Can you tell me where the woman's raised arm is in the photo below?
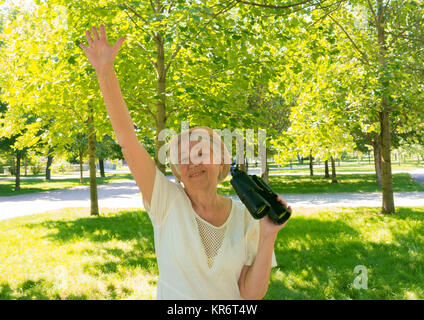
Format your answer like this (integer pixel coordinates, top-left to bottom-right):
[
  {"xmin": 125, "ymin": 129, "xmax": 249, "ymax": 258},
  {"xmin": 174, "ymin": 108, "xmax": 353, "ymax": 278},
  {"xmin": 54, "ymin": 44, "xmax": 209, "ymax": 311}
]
[{"xmin": 79, "ymin": 25, "xmax": 156, "ymax": 206}]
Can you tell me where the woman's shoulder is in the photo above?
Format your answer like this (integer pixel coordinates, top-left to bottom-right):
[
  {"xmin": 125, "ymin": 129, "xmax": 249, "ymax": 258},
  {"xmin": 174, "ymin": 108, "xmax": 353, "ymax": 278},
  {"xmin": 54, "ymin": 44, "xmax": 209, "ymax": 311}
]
[
  {"xmin": 231, "ymin": 199, "xmax": 245, "ymax": 213},
  {"xmin": 231, "ymin": 199, "xmax": 256, "ymax": 228},
  {"xmin": 155, "ymin": 167, "xmax": 186, "ymax": 195},
  {"xmin": 145, "ymin": 167, "xmax": 186, "ymax": 215}
]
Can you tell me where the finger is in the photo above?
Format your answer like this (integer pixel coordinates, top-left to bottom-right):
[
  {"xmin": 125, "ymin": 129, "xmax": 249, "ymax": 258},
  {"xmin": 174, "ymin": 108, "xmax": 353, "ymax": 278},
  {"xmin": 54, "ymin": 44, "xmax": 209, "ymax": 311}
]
[
  {"xmin": 112, "ymin": 37, "xmax": 126, "ymax": 52},
  {"xmin": 92, "ymin": 26, "xmax": 100, "ymax": 41},
  {"xmin": 79, "ymin": 43, "xmax": 88, "ymax": 52},
  {"xmin": 85, "ymin": 30, "xmax": 94, "ymax": 45},
  {"xmin": 276, "ymin": 195, "xmax": 288, "ymax": 207},
  {"xmin": 99, "ymin": 24, "xmax": 107, "ymax": 41}
]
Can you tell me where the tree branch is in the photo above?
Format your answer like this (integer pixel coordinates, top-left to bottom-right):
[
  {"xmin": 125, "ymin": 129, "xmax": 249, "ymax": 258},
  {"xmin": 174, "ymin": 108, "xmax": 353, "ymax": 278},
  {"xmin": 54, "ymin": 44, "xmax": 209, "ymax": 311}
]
[
  {"xmin": 383, "ymin": 0, "xmax": 391, "ymax": 14},
  {"xmin": 150, "ymin": 0, "xmax": 156, "ymax": 12},
  {"xmin": 122, "ymin": 6, "xmax": 154, "ymax": 38},
  {"xmin": 165, "ymin": 45, "xmax": 181, "ymax": 73},
  {"xmin": 387, "ymin": 18, "xmax": 424, "ymax": 46},
  {"xmin": 310, "ymin": 0, "xmax": 344, "ymax": 27},
  {"xmin": 365, "ymin": 0, "xmax": 379, "ymax": 27},
  {"xmin": 164, "ymin": 0, "xmax": 239, "ymax": 74},
  {"xmin": 322, "ymin": 5, "xmax": 371, "ymax": 66},
  {"xmin": 126, "ymin": 91, "xmax": 155, "ymax": 119},
  {"xmin": 136, "ymin": 42, "xmax": 158, "ymax": 69},
  {"xmin": 235, "ymin": 0, "xmax": 315, "ymax": 10}
]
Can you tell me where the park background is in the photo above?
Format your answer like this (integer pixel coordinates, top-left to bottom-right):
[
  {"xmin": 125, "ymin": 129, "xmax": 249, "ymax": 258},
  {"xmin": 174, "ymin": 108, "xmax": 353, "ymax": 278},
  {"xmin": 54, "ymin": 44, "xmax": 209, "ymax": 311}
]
[{"xmin": 0, "ymin": 0, "xmax": 423, "ymax": 299}]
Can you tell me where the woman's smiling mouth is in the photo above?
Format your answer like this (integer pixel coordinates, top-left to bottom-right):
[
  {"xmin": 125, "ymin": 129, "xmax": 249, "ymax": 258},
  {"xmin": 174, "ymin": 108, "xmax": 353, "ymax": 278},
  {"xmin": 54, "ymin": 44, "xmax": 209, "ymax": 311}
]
[{"xmin": 189, "ymin": 170, "xmax": 205, "ymax": 178}]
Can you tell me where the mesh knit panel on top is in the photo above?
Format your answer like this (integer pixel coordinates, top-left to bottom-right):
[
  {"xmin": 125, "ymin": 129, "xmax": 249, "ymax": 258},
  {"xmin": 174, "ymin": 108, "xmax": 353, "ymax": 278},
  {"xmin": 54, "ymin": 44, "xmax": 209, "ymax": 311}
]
[{"xmin": 195, "ymin": 216, "xmax": 227, "ymax": 268}]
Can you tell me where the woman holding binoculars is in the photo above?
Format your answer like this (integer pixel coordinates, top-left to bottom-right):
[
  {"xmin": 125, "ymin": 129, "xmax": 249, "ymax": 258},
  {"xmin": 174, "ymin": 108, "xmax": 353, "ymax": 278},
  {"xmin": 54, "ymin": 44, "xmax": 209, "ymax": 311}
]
[{"xmin": 79, "ymin": 25, "xmax": 291, "ymax": 300}]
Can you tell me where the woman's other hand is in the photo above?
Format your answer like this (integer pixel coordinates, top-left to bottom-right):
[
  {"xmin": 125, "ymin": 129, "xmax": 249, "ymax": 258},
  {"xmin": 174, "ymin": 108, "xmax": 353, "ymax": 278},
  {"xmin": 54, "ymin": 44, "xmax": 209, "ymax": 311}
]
[{"xmin": 79, "ymin": 25, "xmax": 126, "ymax": 73}]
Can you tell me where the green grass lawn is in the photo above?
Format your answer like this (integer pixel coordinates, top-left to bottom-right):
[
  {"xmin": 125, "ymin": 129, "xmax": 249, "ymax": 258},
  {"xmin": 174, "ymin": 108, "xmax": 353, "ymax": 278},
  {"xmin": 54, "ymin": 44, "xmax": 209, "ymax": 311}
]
[
  {"xmin": 270, "ymin": 206, "xmax": 424, "ymax": 299},
  {"xmin": 270, "ymin": 162, "xmax": 423, "ymax": 174},
  {"xmin": 0, "ymin": 206, "xmax": 423, "ymax": 299},
  {"xmin": 218, "ymin": 173, "xmax": 424, "ymax": 195},
  {"xmin": 0, "ymin": 208, "xmax": 157, "ymax": 300},
  {"xmin": 2, "ymin": 170, "xmax": 423, "ymax": 197},
  {"xmin": 0, "ymin": 174, "xmax": 134, "ymax": 197}
]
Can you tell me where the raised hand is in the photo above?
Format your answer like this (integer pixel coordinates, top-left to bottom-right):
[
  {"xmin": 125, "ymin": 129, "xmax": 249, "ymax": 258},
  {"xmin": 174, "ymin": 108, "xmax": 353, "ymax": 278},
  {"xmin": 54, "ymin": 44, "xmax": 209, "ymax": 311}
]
[{"xmin": 79, "ymin": 25, "xmax": 126, "ymax": 73}]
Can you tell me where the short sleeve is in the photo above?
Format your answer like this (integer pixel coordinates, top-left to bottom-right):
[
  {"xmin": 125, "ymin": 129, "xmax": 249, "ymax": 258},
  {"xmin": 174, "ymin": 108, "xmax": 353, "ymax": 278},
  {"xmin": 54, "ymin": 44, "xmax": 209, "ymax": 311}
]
[
  {"xmin": 245, "ymin": 218, "xmax": 277, "ymax": 268},
  {"xmin": 142, "ymin": 166, "xmax": 181, "ymax": 226}
]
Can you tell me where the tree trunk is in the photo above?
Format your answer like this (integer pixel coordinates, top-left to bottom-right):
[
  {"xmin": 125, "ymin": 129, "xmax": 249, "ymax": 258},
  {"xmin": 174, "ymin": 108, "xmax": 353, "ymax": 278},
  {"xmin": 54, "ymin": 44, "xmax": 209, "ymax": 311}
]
[
  {"xmin": 380, "ymin": 109, "xmax": 395, "ymax": 213},
  {"xmin": 88, "ymin": 105, "xmax": 99, "ymax": 216},
  {"xmin": 377, "ymin": 0, "xmax": 395, "ymax": 214},
  {"xmin": 154, "ymin": 31, "xmax": 167, "ymax": 175},
  {"xmin": 372, "ymin": 137, "xmax": 382, "ymax": 186},
  {"xmin": 79, "ymin": 149, "xmax": 83, "ymax": 184},
  {"xmin": 46, "ymin": 153, "xmax": 54, "ymax": 180},
  {"xmin": 239, "ymin": 163, "xmax": 246, "ymax": 172},
  {"xmin": 24, "ymin": 157, "xmax": 28, "ymax": 176},
  {"xmin": 309, "ymin": 151, "xmax": 314, "ymax": 176},
  {"xmin": 331, "ymin": 156, "xmax": 337, "ymax": 184},
  {"xmin": 15, "ymin": 151, "xmax": 21, "ymax": 191},
  {"xmin": 99, "ymin": 158, "xmax": 105, "ymax": 178},
  {"xmin": 324, "ymin": 159, "xmax": 330, "ymax": 178},
  {"xmin": 261, "ymin": 160, "xmax": 269, "ymax": 184}
]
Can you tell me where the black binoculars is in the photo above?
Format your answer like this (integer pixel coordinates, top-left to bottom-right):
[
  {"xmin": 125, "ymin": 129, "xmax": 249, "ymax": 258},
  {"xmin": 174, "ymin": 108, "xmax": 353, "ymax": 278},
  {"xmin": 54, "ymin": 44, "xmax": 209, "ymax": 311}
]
[{"xmin": 230, "ymin": 167, "xmax": 291, "ymax": 225}]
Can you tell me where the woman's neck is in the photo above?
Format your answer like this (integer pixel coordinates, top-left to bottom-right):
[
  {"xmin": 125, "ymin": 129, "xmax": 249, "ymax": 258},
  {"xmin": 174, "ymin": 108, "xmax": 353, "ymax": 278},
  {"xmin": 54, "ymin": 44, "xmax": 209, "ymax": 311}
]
[
  {"xmin": 184, "ymin": 186, "xmax": 232, "ymax": 227},
  {"xmin": 184, "ymin": 185, "xmax": 221, "ymax": 212}
]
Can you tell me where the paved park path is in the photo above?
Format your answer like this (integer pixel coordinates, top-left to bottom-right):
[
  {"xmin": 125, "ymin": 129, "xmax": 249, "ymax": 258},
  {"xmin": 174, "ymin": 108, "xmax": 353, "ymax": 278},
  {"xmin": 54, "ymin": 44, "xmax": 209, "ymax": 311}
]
[
  {"xmin": 1, "ymin": 169, "xmax": 423, "ymax": 221},
  {"xmin": 411, "ymin": 168, "xmax": 424, "ymax": 187}
]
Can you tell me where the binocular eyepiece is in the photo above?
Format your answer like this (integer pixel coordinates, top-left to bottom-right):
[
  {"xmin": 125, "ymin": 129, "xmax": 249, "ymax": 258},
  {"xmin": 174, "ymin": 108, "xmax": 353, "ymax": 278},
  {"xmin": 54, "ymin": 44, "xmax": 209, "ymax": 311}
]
[{"xmin": 230, "ymin": 167, "xmax": 291, "ymax": 225}]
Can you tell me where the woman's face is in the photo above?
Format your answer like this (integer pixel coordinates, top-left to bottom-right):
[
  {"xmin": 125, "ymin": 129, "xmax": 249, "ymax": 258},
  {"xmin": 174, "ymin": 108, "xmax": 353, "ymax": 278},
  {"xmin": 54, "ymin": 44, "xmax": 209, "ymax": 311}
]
[{"xmin": 177, "ymin": 139, "xmax": 223, "ymax": 189}]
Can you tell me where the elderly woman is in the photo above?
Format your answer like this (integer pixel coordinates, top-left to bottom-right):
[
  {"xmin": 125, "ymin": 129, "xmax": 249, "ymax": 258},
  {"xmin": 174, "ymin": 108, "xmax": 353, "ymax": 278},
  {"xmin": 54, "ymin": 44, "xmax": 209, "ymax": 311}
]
[{"xmin": 80, "ymin": 25, "xmax": 291, "ymax": 300}]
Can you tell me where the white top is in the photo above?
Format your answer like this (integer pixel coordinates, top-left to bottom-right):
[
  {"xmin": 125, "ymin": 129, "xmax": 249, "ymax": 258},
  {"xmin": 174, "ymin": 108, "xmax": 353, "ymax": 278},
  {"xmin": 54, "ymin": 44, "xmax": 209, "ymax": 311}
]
[{"xmin": 142, "ymin": 167, "xmax": 277, "ymax": 300}]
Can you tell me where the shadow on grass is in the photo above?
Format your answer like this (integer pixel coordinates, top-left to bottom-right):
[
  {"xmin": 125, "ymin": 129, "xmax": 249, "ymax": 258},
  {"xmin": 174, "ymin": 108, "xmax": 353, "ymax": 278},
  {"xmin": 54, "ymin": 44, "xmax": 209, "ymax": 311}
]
[
  {"xmin": 82, "ymin": 243, "xmax": 158, "ymax": 277},
  {"xmin": 20, "ymin": 210, "xmax": 158, "ymax": 295},
  {"xmin": 0, "ymin": 280, "xmax": 88, "ymax": 300},
  {"xmin": 24, "ymin": 210, "xmax": 153, "ymax": 243},
  {"xmin": 267, "ymin": 209, "xmax": 424, "ymax": 299}
]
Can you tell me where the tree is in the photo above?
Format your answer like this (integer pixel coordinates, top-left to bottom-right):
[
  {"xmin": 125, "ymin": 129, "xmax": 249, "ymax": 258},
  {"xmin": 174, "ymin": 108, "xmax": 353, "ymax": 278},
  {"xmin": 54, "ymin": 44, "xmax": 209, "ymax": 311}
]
[
  {"xmin": 240, "ymin": 0, "xmax": 424, "ymax": 213},
  {"xmin": 0, "ymin": 1, "xmax": 125, "ymax": 214},
  {"xmin": 323, "ymin": 0, "xmax": 424, "ymax": 213},
  {"xmin": 87, "ymin": 103, "xmax": 98, "ymax": 216},
  {"xmin": 96, "ymin": 134, "xmax": 123, "ymax": 177}
]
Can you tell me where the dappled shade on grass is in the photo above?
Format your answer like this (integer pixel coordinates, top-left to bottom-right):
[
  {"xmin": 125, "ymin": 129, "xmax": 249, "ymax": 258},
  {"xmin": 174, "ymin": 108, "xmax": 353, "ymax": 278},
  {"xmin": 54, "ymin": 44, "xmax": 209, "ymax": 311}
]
[
  {"xmin": 0, "ymin": 206, "xmax": 423, "ymax": 299},
  {"xmin": 0, "ymin": 208, "xmax": 157, "ymax": 299},
  {"xmin": 24, "ymin": 211, "xmax": 158, "ymax": 277},
  {"xmin": 267, "ymin": 207, "xmax": 424, "ymax": 299}
]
